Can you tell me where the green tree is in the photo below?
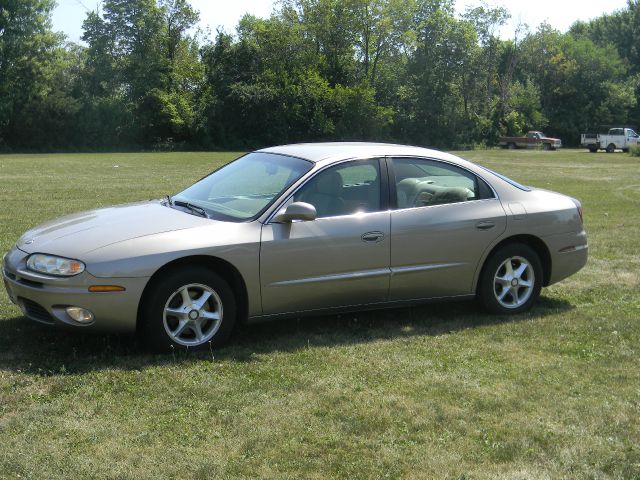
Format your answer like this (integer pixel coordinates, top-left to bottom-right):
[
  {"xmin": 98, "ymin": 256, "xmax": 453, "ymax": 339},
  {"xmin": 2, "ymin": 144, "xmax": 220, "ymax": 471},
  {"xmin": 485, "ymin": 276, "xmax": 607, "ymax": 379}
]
[
  {"xmin": 570, "ymin": 1, "xmax": 640, "ymax": 127},
  {"xmin": 517, "ymin": 24, "xmax": 634, "ymax": 144},
  {"xmin": 281, "ymin": 0, "xmax": 360, "ymax": 86},
  {"xmin": 502, "ymin": 79, "xmax": 547, "ymax": 135},
  {"xmin": 81, "ymin": 0, "xmax": 202, "ymax": 147},
  {"xmin": 394, "ymin": 0, "xmax": 477, "ymax": 146},
  {"xmin": 349, "ymin": 0, "xmax": 415, "ymax": 86},
  {"xmin": 0, "ymin": 0, "xmax": 62, "ymax": 148}
]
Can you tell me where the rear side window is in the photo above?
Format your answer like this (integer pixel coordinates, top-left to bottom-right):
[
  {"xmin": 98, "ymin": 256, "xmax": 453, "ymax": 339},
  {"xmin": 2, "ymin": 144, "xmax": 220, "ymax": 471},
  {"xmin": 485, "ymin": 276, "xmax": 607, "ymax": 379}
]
[{"xmin": 391, "ymin": 157, "xmax": 494, "ymax": 209}]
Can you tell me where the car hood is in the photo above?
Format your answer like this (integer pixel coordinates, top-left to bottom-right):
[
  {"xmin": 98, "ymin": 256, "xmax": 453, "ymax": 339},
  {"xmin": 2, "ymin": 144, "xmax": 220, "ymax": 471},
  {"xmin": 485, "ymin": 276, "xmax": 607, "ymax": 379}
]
[{"xmin": 16, "ymin": 201, "xmax": 212, "ymax": 258}]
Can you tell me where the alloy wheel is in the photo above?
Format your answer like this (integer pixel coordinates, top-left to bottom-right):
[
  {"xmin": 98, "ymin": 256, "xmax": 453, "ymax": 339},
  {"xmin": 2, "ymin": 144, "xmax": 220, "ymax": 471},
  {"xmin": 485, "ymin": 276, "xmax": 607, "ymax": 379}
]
[
  {"xmin": 493, "ymin": 256, "xmax": 535, "ymax": 309},
  {"xmin": 163, "ymin": 283, "xmax": 223, "ymax": 347}
]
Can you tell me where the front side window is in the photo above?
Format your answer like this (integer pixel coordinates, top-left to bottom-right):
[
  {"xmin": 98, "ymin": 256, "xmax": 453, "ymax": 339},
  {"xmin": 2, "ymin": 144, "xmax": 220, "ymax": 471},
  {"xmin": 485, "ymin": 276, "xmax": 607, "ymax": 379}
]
[
  {"xmin": 392, "ymin": 157, "xmax": 493, "ymax": 209},
  {"xmin": 174, "ymin": 152, "xmax": 312, "ymax": 221},
  {"xmin": 293, "ymin": 159, "xmax": 381, "ymax": 218}
]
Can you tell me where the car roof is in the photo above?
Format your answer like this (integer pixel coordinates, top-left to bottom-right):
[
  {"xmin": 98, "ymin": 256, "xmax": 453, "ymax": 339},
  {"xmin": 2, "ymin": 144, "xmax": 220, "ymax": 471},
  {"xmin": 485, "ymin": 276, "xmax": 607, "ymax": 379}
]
[{"xmin": 256, "ymin": 142, "xmax": 464, "ymax": 164}]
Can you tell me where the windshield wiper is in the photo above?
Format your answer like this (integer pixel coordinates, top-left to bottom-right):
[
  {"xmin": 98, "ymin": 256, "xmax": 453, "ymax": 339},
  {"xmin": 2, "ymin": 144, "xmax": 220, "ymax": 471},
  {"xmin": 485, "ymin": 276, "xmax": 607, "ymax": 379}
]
[{"xmin": 172, "ymin": 200, "xmax": 211, "ymax": 219}]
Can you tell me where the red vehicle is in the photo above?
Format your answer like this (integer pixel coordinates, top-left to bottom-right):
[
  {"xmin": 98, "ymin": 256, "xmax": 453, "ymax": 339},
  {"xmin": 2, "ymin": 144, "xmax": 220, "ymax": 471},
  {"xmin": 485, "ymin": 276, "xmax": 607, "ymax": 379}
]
[{"xmin": 498, "ymin": 131, "xmax": 562, "ymax": 150}]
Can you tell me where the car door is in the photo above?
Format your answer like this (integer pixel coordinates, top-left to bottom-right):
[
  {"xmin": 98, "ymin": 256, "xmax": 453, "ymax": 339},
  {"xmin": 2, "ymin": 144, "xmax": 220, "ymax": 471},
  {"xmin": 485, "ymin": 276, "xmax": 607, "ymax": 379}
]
[
  {"xmin": 260, "ymin": 158, "xmax": 391, "ymax": 315},
  {"xmin": 389, "ymin": 156, "xmax": 507, "ymax": 301}
]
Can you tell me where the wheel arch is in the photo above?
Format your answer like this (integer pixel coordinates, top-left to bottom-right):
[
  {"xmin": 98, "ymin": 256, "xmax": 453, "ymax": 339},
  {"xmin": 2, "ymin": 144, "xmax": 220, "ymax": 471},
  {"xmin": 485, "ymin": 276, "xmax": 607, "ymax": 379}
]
[
  {"xmin": 136, "ymin": 255, "xmax": 249, "ymax": 332},
  {"xmin": 476, "ymin": 234, "xmax": 552, "ymax": 292}
]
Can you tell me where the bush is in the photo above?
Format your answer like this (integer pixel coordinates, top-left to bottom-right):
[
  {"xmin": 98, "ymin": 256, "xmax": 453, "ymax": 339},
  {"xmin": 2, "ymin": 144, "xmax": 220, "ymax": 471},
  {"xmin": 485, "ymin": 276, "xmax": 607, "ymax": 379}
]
[{"xmin": 629, "ymin": 144, "xmax": 640, "ymax": 157}]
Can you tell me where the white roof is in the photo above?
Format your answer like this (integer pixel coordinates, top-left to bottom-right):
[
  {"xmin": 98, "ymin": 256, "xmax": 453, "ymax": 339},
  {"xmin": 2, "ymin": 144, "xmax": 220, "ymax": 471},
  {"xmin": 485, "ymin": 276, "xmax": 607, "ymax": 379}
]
[{"xmin": 257, "ymin": 142, "xmax": 463, "ymax": 164}]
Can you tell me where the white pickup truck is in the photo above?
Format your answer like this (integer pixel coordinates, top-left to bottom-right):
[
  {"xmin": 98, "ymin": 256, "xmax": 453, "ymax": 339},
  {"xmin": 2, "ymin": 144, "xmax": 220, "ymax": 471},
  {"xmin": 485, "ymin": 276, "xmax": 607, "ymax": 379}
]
[{"xmin": 581, "ymin": 127, "xmax": 639, "ymax": 153}]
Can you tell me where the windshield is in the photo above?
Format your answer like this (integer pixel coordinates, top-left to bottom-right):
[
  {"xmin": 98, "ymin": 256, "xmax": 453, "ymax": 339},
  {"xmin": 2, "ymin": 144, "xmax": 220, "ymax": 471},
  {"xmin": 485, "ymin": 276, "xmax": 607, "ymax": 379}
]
[{"xmin": 173, "ymin": 152, "xmax": 313, "ymax": 222}]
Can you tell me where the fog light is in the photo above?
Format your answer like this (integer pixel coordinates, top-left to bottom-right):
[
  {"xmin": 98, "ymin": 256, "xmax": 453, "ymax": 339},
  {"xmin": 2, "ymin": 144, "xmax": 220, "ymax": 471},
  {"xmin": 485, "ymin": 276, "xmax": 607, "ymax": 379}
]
[{"xmin": 66, "ymin": 307, "xmax": 94, "ymax": 324}]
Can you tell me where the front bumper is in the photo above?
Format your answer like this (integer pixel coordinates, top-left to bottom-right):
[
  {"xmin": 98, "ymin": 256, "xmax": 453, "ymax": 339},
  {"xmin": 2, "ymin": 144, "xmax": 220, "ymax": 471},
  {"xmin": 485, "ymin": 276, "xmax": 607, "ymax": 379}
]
[{"xmin": 3, "ymin": 246, "xmax": 147, "ymax": 333}]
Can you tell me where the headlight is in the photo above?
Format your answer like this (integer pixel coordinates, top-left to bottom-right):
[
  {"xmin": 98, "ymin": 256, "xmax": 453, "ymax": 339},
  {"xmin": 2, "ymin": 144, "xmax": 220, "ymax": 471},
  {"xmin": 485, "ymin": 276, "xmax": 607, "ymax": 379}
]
[{"xmin": 26, "ymin": 254, "xmax": 85, "ymax": 276}]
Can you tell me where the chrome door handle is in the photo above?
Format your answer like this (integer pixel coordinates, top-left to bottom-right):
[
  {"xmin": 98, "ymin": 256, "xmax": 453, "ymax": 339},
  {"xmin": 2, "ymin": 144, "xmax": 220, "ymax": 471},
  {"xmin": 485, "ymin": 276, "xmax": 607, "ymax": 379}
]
[
  {"xmin": 361, "ymin": 231, "xmax": 385, "ymax": 242},
  {"xmin": 476, "ymin": 221, "xmax": 495, "ymax": 230}
]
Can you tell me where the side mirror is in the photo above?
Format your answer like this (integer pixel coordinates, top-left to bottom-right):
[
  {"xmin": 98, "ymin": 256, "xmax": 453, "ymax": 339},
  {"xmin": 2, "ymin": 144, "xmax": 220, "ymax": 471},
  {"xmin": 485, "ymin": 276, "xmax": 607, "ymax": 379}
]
[{"xmin": 273, "ymin": 202, "xmax": 317, "ymax": 223}]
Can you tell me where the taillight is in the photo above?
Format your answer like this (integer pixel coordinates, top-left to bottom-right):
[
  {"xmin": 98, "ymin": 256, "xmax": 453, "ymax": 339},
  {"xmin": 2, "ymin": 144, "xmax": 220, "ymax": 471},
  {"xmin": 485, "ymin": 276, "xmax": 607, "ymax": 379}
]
[{"xmin": 571, "ymin": 198, "xmax": 583, "ymax": 224}]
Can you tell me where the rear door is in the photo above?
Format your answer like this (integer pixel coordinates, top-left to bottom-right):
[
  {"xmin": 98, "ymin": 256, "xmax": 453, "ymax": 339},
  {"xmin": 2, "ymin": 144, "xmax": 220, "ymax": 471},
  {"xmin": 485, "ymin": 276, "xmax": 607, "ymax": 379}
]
[
  {"xmin": 260, "ymin": 158, "xmax": 391, "ymax": 315},
  {"xmin": 388, "ymin": 157, "xmax": 506, "ymax": 301}
]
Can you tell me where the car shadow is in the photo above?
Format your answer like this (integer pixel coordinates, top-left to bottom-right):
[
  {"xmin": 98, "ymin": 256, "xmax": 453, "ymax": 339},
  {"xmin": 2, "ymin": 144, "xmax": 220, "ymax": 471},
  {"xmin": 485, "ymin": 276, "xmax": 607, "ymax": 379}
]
[{"xmin": 0, "ymin": 296, "xmax": 574, "ymax": 374}]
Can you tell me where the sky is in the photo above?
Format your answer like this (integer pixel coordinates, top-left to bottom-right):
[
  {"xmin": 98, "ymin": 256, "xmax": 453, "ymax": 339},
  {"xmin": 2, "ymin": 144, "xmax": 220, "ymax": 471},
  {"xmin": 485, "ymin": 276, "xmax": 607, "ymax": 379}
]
[{"xmin": 52, "ymin": 0, "xmax": 630, "ymax": 44}]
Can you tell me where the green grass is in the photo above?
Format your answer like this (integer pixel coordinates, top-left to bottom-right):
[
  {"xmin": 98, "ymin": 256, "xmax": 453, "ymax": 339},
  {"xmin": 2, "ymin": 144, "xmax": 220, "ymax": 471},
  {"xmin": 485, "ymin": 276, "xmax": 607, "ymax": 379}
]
[{"xmin": 1, "ymin": 149, "xmax": 639, "ymax": 479}]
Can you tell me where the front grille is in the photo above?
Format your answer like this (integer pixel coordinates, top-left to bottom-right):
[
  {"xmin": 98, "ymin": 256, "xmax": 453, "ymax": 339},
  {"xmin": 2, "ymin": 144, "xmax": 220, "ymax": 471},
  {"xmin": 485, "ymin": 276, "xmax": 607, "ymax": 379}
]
[
  {"xmin": 18, "ymin": 297, "xmax": 54, "ymax": 324},
  {"xmin": 18, "ymin": 277, "xmax": 43, "ymax": 289}
]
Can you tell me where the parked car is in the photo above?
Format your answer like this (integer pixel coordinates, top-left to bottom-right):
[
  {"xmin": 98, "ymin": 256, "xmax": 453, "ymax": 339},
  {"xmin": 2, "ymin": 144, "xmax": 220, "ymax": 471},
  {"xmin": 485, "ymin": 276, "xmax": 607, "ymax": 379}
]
[
  {"xmin": 2, "ymin": 143, "xmax": 588, "ymax": 350},
  {"xmin": 498, "ymin": 131, "xmax": 562, "ymax": 150},
  {"xmin": 581, "ymin": 127, "xmax": 639, "ymax": 153}
]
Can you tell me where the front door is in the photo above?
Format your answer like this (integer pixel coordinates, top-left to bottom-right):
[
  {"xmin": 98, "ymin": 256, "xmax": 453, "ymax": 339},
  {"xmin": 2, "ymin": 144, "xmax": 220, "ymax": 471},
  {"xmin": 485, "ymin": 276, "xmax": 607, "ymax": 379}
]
[{"xmin": 260, "ymin": 159, "xmax": 391, "ymax": 315}]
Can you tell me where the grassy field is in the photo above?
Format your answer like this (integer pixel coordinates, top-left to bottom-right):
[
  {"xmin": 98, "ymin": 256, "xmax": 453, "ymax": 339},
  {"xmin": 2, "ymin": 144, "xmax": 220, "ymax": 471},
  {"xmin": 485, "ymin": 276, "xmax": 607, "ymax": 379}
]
[{"xmin": 0, "ymin": 149, "xmax": 638, "ymax": 479}]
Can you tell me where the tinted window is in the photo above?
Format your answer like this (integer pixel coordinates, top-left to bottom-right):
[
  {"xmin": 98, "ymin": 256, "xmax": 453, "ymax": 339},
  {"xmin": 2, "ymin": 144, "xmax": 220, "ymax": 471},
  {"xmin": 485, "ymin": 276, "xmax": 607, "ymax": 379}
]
[
  {"xmin": 392, "ymin": 158, "xmax": 491, "ymax": 209},
  {"xmin": 294, "ymin": 160, "xmax": 381, "ymax": 218}
]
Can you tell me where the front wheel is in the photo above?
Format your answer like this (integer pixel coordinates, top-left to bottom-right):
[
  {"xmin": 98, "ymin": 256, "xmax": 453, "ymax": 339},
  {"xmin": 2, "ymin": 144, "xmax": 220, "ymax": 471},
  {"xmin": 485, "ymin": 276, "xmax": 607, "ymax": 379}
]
[
  {"xmin": 140, "ymin": 267, "xmax": 236, "ymax": 351},
  {"xmin": 543, "ymin": 143, "xmax": 551, "ymax": 151},
  {"xmin": 478, "ymin": 244, "xmax": 542, "ymax": 314}
]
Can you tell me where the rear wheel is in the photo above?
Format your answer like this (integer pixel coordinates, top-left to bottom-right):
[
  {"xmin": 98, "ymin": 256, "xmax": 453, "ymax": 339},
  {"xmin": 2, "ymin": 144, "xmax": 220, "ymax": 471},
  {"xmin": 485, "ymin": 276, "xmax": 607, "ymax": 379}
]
[
  {"xmin": 478, "ymin": 243, "xmax": 542, "ymax": 314},
  {"xmin": 606, "ymin": 143, "xmax": 616, "ymax": 153},
  {"xmin": 140, "ymin": 267, "xmax": 236, "ymax": 351},
  {"xmin": 588, "ymin": 147, "xmax": 598, "ymax": 153}
]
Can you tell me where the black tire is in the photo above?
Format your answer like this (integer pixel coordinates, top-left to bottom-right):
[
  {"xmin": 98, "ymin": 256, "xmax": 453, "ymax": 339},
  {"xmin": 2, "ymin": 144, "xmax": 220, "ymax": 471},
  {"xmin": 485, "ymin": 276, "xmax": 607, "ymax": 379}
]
[
  {"xmin": 139, "ymin": 267, "xmax": 236, "ymax": 352},
  {"xmin": 588, "ymin": 147, "xmax": 597, "ymax": 153},
  {"xmin": 606, "ymin": 143, "xmax": 616, "ymax": 153},
  {"xmin": 508, "ymin": 142, "xmax": 516, "ymax": 150},
  {"xmin": 543, "ymin": 143, "xmax": 551, "ymax": 151},
  {"xmin": 478, "ymin": 243, "xmax": 543, "ymax": 315}
]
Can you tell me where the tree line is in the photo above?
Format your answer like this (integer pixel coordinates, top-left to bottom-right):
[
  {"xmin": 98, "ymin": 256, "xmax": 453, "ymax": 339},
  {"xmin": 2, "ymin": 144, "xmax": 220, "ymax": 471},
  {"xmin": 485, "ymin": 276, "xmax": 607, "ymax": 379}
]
[{"xmin": 1, "ymin": 0, "xmax": 639, "ymax": 152}]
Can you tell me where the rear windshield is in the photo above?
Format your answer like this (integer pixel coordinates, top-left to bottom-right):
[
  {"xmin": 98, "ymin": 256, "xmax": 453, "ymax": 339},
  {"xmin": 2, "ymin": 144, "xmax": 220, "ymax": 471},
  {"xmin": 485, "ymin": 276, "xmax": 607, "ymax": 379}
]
[{"xmin": 477, "ymin": 166, "xmax": 531, "ymax": 192}]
